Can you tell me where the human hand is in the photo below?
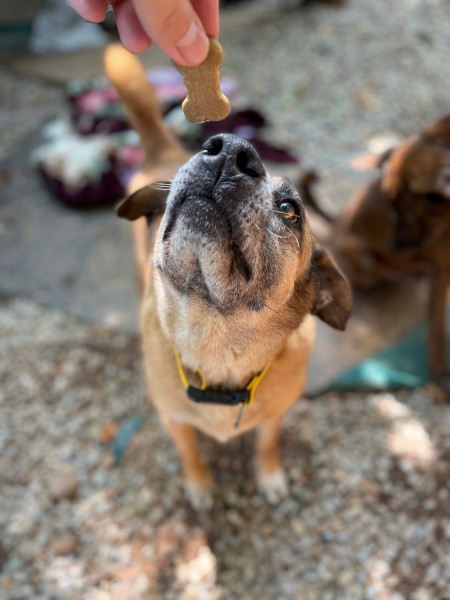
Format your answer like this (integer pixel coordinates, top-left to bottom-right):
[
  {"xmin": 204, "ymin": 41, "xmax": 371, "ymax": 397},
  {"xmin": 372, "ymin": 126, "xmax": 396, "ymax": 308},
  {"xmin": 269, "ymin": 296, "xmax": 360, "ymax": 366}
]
[{"xmin": 69, "ymin": 0, "xmax": 219, "ymax": 66}]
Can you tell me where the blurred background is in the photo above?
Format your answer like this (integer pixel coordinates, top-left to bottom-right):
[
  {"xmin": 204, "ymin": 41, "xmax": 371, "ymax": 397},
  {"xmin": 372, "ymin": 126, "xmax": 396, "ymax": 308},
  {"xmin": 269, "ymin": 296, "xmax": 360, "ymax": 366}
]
[{"xmin": 1, "ymin": 1, "xmax": 449, "ymax": 599}]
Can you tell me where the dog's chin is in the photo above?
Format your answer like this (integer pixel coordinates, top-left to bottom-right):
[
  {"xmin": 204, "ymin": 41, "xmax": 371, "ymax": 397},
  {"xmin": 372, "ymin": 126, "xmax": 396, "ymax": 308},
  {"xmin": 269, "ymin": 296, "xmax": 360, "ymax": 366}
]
[
  {"xmin": 154, "ymin": 198, "xmax": 259, "ymax": 311},
  {"xmin": 156, "ymin": 256, "xmax": 262, "ymax": 312}
]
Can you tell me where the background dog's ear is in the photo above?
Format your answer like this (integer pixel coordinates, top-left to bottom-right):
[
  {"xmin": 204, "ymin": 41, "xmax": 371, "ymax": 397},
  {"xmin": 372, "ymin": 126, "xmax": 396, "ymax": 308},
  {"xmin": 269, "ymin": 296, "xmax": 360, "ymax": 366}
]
[
  {"xmin": 351, "ymin": 148, "xmax": 394, "ymax": 171},
  {"xmin": 116, "ymin": 182, "xmax": 170, "ymax": 221},
  {"xmin": 310, "ymin": 245, "xmax": 352, "ymax": 331}
]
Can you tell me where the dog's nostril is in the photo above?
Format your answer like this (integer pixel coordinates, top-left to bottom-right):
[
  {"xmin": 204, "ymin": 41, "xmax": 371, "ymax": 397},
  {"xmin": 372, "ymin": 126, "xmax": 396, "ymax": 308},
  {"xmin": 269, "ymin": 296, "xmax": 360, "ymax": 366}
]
[
  {"xmin": 236, "ymin": 150, "xmax": 261, "ymax": 178},
  {"xmin": 202, "ymin": 136, "xmax": 223, "ymax": 156}
]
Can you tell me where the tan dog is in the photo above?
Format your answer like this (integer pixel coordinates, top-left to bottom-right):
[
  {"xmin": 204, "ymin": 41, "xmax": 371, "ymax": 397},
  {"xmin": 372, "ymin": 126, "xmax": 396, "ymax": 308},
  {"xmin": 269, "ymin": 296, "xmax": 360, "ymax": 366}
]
[
  {"xmin": 105, "ymin": 45, "xmax": 352, "ymax": 509},
  {"xmin": 299, "ymin": 114, "xmax": 450, "ymax": 389}
]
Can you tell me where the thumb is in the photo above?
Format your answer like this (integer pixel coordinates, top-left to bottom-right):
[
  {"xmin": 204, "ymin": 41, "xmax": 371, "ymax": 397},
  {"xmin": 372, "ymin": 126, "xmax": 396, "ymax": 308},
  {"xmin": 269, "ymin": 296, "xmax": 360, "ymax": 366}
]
[{"xmin": 132, "ymin": 0, "xmax": 210, "ymax": 66}]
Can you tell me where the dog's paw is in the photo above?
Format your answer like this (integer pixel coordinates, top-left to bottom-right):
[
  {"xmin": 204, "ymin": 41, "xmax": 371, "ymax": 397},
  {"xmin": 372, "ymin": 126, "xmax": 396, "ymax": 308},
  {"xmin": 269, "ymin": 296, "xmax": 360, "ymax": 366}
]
[
  {"xmin": 257, "ymin": 468, "xmax": 289, "ymax": 505},
  {"xmin": 184, "ymin": 480, "xmax": 214, "ymax": 511}
]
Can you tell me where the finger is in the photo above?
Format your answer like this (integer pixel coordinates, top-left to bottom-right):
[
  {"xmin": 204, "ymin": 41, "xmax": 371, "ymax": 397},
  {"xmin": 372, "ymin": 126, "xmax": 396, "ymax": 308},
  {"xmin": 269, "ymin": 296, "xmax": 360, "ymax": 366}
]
[
  {"xmin": 191, "ymin": 0, "xmax": 219, "ymax": 38},
  {"xmin": 68, "ymin": 0, "xmax": 109, "ymax": 23},
  {"xmin": 111, "ymin": 0, "xmax": 152, "ymax": 53},
  {"xmin": 132, "ymin": 0, "xmax": 209, "ymax": 66}
]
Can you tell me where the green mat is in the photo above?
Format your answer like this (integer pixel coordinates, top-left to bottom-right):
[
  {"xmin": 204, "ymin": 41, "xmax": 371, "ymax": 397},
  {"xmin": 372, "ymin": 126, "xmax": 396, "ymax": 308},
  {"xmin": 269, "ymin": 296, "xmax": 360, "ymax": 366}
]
[{"xmin": 329, "ymin": 310, "xmax": 450, "ymax": 391}]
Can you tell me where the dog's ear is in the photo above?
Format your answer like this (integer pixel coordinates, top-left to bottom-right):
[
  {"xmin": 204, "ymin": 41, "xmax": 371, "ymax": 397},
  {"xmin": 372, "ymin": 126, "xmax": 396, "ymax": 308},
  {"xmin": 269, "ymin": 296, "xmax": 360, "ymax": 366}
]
[
  {"xmin": 116, "ymin": 182, "xmax": 170, "ymax": 221},
  {"xmin": 309, "ymin": 245, "xmax": 352, "ymax": 331}
]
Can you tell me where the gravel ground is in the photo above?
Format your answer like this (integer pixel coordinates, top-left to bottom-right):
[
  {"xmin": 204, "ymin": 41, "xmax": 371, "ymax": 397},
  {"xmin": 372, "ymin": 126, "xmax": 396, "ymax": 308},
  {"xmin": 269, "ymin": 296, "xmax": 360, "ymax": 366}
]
[{"xmin": 1, "ymin": 297, "xmax": 450, "ymax": 600}]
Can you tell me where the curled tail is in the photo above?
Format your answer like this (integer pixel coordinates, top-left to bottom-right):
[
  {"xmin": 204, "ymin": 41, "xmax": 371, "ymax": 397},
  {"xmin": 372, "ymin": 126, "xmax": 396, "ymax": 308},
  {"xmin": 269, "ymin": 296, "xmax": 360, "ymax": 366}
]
[
  {"xmin": 104, "ymin": 44, "xmax": 190, "ymax": 296},
  {"xmin": 103, "ymin": 44, "xmax": 183, "ymax": 162},
  {"xmin": 298, "ymin": 171, "xmax": 335, "ymax": 223}
]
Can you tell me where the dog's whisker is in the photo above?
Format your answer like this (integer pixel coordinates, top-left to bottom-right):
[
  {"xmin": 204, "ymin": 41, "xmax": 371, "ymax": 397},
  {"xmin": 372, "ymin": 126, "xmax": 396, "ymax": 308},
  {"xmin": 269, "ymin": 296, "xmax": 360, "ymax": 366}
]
[
  {"xmin": 271, "ymin": 209, "xmax": 292, "ymax": 216},
  {"xmin": 263, "ymin": 301, "xmax": 282, "ymax": 317},
  {"xmin": 268, "ymin": 224, "xmax": 301, "ymax": 253},
  {"xmin": 286, "ymin": 225, "xmax": 301, "ymax": 252},
  {"xmin": 243, "ymin": 218, "xmax": 299, "ymax": 252},
  {"xmin": 266, "ymin": 227, "xmax": 287, "ymax": 239},
  {"xmin": 262, "ymin": 301, "xmax": 296, "ymax": 328},
  {"xmin": 151, "ymin": 181, "xmax": 173, "ymax": 190},
  {"xmin": 266, "ymin": 228, "xmax": 293, "ymax": 240}
]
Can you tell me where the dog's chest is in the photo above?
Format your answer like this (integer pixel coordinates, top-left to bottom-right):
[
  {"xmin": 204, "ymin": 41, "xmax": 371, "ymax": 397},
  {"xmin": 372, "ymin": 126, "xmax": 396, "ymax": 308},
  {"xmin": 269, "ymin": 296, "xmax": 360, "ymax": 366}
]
[
  {"xmin": 169, "ymin": 403, "xmax": 247, "ymax": 442},
  {"xmin": 157, "ymin": 293, "xmax": 278, "ymax": 387}
]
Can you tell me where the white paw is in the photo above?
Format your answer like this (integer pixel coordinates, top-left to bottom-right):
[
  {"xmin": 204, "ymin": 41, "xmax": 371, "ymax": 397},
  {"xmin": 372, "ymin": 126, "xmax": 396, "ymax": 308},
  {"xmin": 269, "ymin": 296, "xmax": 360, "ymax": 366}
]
[
  {"xmin": 184, "ymin": 480, "xmax": 214, "ymax": 511},
  {"xmin": 257, "ymin": 468, "xmax": 289, "ymax": 505}
]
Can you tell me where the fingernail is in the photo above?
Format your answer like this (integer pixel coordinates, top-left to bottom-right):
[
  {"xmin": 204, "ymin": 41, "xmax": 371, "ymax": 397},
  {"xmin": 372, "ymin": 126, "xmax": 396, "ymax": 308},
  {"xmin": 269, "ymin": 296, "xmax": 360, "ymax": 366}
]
[{"xmin": 176, "ymin": 21, "xmax": 209, "ymax": 66}]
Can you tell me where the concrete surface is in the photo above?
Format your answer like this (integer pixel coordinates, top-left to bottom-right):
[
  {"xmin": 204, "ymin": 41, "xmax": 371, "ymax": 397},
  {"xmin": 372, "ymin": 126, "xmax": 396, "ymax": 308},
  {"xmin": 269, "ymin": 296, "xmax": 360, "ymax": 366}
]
[{"xmin": 0, "ymin": 131, "xmax": 140, "ymax": 332}]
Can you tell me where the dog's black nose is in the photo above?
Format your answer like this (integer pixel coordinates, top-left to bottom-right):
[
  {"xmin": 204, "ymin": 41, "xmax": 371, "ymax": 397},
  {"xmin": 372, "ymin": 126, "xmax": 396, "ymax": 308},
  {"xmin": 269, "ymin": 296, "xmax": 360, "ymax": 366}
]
[{"xmin": 201, "ymin": 134, "xmax": 265, "ymax": 179}]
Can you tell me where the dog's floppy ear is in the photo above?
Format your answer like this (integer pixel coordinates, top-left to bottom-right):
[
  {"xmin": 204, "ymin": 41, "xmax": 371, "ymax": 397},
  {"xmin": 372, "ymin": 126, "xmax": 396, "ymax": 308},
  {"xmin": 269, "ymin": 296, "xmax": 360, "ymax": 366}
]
[
  {"xmin": 310, "ymin": 245, "xmax": 352, "ymax": 331},
  {"xmin": 116, "ymin": 181, "xmax": 170, "ymax": 221}
]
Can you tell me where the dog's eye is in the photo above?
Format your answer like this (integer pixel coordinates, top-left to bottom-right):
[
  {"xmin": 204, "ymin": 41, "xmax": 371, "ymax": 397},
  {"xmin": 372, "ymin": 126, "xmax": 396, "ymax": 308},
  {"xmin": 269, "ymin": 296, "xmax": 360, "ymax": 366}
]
[{"xmin": 278, "ymin": 201, "xmax": 298, "ymax": 223}]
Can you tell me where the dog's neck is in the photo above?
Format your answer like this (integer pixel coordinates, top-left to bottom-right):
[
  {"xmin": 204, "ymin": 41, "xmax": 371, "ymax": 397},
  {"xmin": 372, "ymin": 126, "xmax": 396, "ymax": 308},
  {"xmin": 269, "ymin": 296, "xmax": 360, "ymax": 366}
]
[{"xmin": 153, "ymin": 273, "xmax": 295, "ymax": 389}]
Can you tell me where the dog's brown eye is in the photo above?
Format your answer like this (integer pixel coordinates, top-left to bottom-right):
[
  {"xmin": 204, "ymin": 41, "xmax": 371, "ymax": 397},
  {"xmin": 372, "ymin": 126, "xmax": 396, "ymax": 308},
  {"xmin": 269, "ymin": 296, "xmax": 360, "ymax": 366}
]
[{"xmin": 279, "ymin": 201, "xmax": 298, "ymax": 223}]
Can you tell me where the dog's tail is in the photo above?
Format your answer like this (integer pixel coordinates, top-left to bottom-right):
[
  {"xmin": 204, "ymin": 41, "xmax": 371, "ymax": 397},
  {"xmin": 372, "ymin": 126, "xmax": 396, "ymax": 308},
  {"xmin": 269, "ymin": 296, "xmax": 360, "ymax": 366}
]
[
  {"xmin": 298, "ymin": 171, "xmax": 335, "ymax": 223},
  {"xmin": 103, "ymin": 44, "xmax": 184, "ymax": 162},
  {"xmin": 104, "ymin": 44, "xmax": 190, "ymax": 296}
]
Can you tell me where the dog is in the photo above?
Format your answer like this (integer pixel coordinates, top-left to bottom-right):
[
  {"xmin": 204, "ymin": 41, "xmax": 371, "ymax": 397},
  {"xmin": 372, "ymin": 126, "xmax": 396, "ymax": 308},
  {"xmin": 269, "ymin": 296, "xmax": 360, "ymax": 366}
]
[
  {"xmin": 299, "ymin": 114, "xmax": 450, "ymax": 389},
  {"xmin": 105, "ymin": 44, "xmax": 352, "ymax": 509}
]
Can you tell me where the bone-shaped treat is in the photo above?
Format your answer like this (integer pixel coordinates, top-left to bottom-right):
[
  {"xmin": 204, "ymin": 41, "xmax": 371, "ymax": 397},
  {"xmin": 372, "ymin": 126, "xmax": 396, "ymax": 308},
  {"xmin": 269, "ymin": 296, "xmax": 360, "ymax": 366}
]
[{"xmin": 173, "ymin": 38, "xmax": 230, "ymax": 123}]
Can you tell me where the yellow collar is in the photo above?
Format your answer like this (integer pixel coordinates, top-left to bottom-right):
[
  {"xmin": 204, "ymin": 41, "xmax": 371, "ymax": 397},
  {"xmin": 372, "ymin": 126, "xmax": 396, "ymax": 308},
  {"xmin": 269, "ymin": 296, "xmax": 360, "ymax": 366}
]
[{"xmin": 174, "ymin": 348, "xmax": 271, "ymax": 428}]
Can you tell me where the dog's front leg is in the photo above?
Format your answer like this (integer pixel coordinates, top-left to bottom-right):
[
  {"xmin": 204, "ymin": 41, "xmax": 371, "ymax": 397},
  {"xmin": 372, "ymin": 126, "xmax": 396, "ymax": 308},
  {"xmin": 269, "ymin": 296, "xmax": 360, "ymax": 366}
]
[
  {"xmin": 163, "ymin": 419, "xmax": 214, "ymax": 510},
  {"xmin": 255, "ymin": 416, "xmax": 289, "ymax": 505}
]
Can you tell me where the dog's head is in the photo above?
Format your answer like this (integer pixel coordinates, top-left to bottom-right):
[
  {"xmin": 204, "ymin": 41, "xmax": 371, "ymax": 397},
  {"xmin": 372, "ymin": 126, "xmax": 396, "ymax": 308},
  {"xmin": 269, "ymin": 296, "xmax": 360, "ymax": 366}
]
[
  {"xmin": 381, "ymin": 125, "xmax": 450, "ymax": 250},
  {"xmin": 384, "ymin": 138, "xmax": 450, "ymax": 203},
  {"xmin": 348, "ymin": 115, "xmax": 450, "ymax": 256},
  {"xmin": 118, "ymin": 134, "xmax": 351, "ymax": 332}
]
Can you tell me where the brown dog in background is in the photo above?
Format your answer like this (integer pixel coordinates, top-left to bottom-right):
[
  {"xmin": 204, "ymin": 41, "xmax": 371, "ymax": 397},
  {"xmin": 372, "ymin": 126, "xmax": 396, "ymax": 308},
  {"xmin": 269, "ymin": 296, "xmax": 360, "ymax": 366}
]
[
  {"xmin": 299, "ymin": 114, "xmax": 450, "ymax": 389},
  {"xmin": 104, "ymin": 45, "xmax": 351, "ymax": 509}
]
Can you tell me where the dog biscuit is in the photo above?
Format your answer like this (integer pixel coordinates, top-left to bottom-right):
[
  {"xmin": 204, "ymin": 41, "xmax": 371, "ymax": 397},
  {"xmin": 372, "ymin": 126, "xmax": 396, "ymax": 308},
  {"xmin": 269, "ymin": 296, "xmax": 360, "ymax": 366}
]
[{"xmin": 173, "ymin": 38, "xmax": 230, "ymax": 123}]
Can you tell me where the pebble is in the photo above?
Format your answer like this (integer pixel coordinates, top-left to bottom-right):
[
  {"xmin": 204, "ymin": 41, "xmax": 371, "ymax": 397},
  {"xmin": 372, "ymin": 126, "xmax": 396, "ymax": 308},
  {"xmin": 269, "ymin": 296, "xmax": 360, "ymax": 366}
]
[
  {"xmin": 48, "ymin": 470, "xmax": 79, "ymax": 501},
  {"xmin": 291, "ymin": 518, "xmax": 305, "ymax": 536},
  {"xmin": 337, "ymin": 570, "xmax": 353, "ymax": 587},
  {"xmin": 50, "ymin": 532, "xmax": 80, "ymax": 555}
]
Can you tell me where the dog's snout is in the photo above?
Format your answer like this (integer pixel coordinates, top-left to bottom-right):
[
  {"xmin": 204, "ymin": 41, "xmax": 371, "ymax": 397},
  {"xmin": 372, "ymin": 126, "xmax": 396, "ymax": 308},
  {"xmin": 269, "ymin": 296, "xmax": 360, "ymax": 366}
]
[{"xmin": 202, "ymin": 134, "xmax": 265, "ymax": 180}]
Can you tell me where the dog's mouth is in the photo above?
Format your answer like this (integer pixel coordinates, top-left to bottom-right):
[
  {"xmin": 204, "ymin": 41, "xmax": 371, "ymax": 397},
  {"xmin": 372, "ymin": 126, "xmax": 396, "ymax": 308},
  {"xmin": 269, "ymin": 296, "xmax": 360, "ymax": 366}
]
[
  {"xmin": 162, "ymin": 193, "xmax": 253, "ymax": 283},
  {"xmin": 162, "ymin": 194, "xmax": 215, "ymax": 241},
  {"xmin": 232, "ymin": 242, "xmax": 252, "ymax": 282}
]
